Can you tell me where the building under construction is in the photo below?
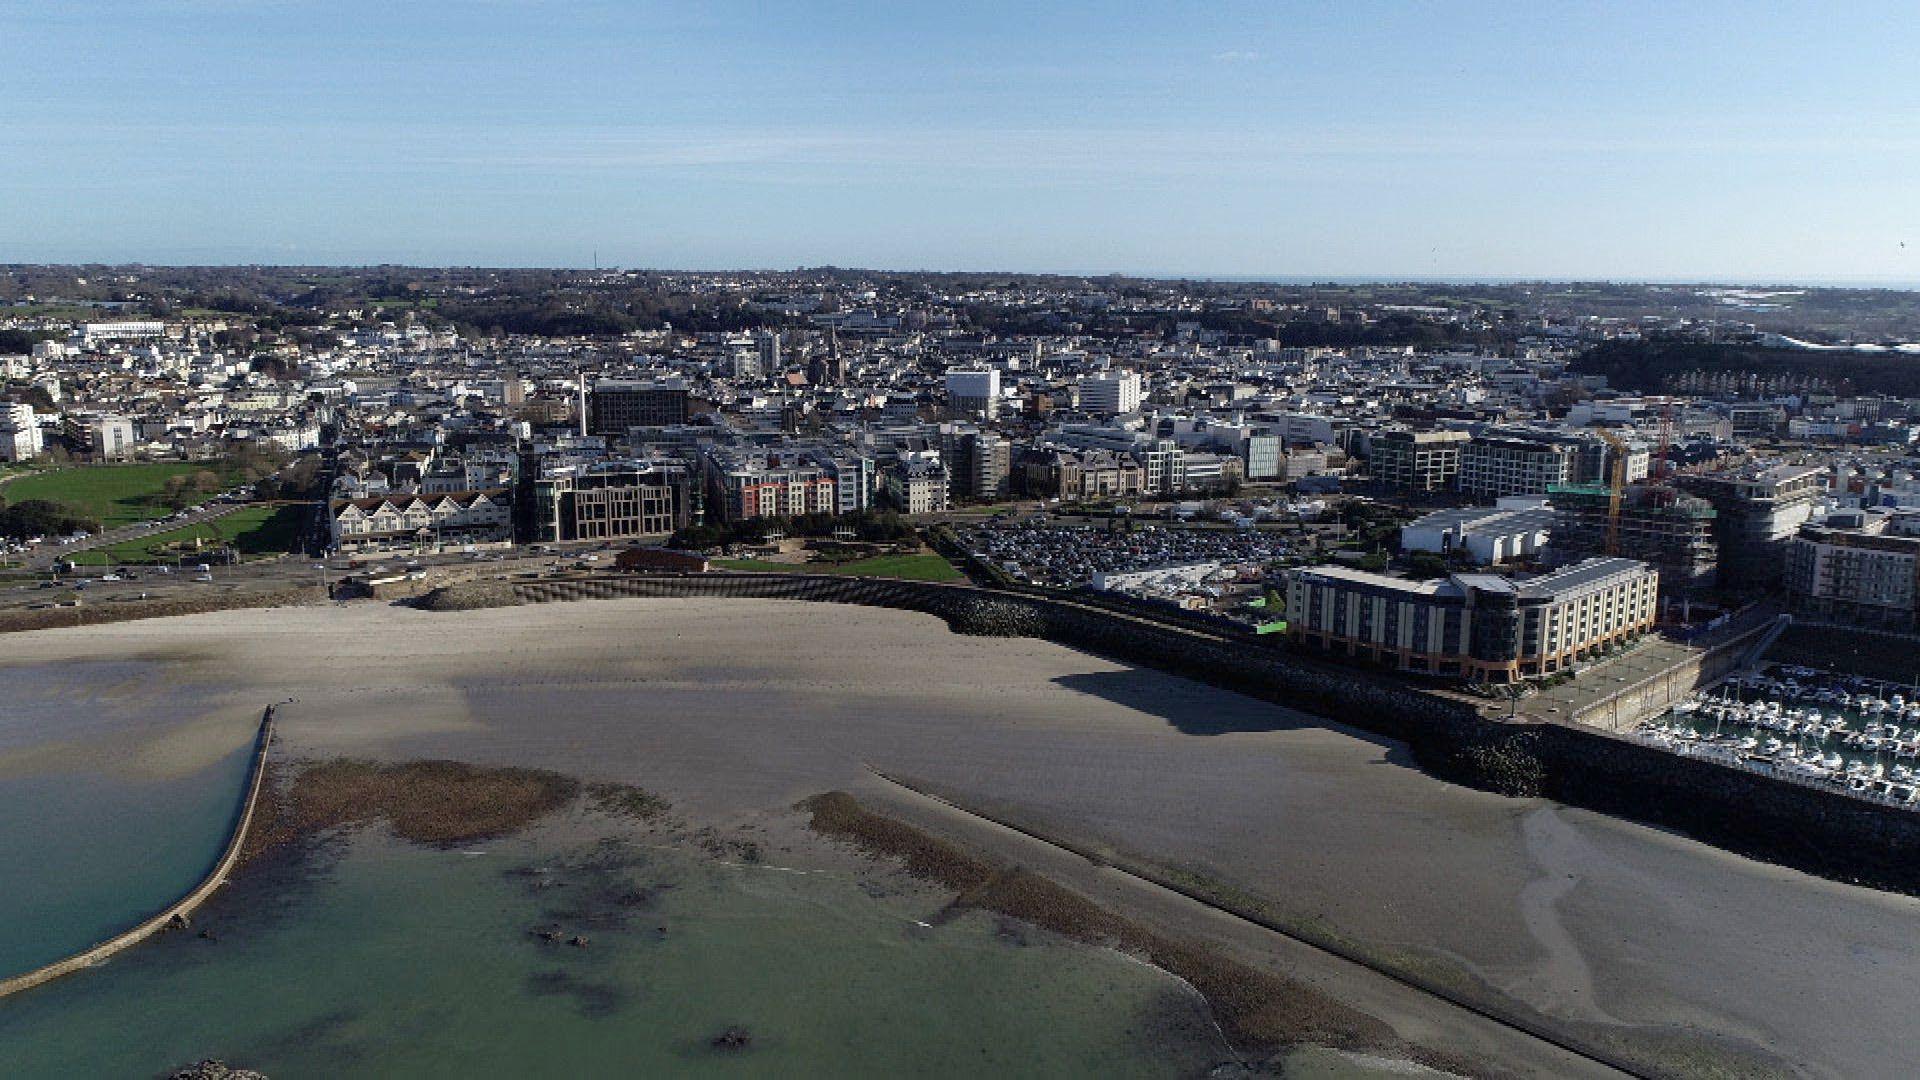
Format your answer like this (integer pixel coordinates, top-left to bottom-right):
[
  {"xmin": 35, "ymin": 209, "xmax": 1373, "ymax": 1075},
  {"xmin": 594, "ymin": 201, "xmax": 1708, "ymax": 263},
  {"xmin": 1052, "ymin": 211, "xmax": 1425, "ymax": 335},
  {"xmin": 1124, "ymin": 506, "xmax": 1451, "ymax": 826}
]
[{"xmin": 1548, "ymin": 482, "xmax": 1718, "ymax": 597}]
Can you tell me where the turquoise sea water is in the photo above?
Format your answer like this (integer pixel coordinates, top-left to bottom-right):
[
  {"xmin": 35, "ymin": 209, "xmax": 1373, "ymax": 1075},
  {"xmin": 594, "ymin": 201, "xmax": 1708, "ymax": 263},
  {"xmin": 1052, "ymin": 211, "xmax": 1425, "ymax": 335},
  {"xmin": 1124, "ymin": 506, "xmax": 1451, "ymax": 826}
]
[
  {"xmin": 0, "ymin": 658, "xmax": 255, "ymax": 981},
  {"xmin": 0, "ymin": 742, "xmax": 254, "ymax": 979},
  {"xmin": 0, "ymin": 822, "xmax": 1227, "ymax": 1077}
]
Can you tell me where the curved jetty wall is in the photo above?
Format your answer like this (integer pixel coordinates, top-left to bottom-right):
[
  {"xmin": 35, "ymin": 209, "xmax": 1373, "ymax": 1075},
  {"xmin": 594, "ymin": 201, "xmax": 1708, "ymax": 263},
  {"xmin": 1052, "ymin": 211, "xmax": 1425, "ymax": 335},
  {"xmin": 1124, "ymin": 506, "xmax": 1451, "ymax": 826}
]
[
  {"xmin": 0, "ymin": 707, "xmax": 276, "ymax": 1000},
  {"xmin": 419, "ymin": 575, "xmax": 1920, "ymax": 893}
]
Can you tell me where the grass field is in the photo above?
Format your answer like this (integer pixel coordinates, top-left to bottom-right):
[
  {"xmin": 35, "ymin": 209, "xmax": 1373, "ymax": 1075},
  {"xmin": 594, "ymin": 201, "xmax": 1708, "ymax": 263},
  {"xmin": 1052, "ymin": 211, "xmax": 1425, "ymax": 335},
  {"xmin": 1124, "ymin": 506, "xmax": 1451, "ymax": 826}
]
[
  {"xmin": 5, "ymin": 463, "xmax": 239, "ymax": 528},
  {"xmin": 67, "ymin": 504, "xmax": 306, "ymax": 566},
  {"xmin": 713, "ymin": 552, "xmax": 965, "ymax": 582}
]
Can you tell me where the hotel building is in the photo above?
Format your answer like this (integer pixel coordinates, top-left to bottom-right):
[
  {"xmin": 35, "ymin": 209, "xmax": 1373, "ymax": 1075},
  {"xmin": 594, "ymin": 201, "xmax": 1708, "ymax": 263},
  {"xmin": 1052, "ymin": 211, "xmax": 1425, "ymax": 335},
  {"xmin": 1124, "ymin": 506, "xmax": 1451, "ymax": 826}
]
[{"xmin": 1284, "ymin": 557, "xmax": 1659, "ymax": 682}]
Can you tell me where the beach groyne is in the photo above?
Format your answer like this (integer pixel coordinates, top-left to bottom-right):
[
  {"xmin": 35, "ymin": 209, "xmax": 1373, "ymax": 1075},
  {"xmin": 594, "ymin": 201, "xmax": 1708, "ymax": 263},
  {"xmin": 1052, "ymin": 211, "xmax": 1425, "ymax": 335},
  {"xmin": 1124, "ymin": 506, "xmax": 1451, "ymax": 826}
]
[
  {"xmin": 0, "ymin": 707, "xmax": 277, "ymax": 1000},
  {"xmin": 418, "ymin": 573, "xmax": 1920, "ymax": 893}
]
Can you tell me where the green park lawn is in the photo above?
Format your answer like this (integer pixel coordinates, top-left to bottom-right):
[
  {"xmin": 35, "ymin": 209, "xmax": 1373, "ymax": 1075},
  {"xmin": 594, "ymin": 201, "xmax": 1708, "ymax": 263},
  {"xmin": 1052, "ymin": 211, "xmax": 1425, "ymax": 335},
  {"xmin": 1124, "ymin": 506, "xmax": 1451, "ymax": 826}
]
[
  {"xmin": 66, "ymin": 503, "xmax": 305, "ymax": 566},
  {"xmin": 6, "ymin": 463, "xmax": 240, "ymax": 529},
  {"xmin": 713, "ymin": 552, "xmax": 964, "ymax": 582}
]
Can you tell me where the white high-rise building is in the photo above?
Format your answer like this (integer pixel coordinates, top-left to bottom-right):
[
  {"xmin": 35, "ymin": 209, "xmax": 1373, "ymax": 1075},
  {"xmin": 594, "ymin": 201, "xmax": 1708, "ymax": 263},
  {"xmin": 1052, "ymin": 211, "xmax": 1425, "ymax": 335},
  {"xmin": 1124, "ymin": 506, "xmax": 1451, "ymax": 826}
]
[
  {"xmin": 0, "ymin": 403, "xmax": 42, "ymax": 461},
  {"xmin": 1078, "ymin": 371, "xmax": 1142, "ymax": 415},
  {"xmin": 90, "ymin": 415, "xmax": 136, "ymax": 459},
  {"xmin": 944, "ymin": 368, "xmax": 1001, "ymax": 418}
]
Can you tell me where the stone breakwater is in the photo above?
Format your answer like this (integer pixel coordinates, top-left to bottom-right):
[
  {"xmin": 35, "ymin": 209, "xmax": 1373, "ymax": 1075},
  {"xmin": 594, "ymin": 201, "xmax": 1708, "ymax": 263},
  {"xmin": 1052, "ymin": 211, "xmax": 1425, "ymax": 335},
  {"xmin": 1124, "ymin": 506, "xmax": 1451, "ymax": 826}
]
[
  {"xmin": 0, "ymin": 707, "xmax": 277, "ymax": 1000},
  {"xmin": 417, "ymin": 574, "xmax": 1920, "ymax": 895}
]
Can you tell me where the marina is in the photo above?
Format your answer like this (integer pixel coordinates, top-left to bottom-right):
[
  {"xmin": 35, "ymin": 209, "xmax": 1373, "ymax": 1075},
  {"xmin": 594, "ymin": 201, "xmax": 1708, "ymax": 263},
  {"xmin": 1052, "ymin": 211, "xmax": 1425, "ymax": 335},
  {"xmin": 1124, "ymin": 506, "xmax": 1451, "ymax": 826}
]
[{"xmin": 1633, "ymin": 666, "xmax": 1920, "ymax": 808}]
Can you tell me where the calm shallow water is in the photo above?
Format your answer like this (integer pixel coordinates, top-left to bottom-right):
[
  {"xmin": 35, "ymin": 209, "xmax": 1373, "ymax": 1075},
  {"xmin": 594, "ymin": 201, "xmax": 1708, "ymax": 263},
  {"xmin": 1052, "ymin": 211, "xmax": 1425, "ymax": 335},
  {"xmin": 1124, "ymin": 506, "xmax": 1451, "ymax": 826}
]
[
  {"xmin": 0, "ymin": 658, "xmax": 254, "ymax": 980},
  {"xmin": 0, "ymin": 820, "xmax": 1231, "ymax": 1077},
  {"xmin": 0, "ymin": 743, "xmax": 253, "ymax": 979}
]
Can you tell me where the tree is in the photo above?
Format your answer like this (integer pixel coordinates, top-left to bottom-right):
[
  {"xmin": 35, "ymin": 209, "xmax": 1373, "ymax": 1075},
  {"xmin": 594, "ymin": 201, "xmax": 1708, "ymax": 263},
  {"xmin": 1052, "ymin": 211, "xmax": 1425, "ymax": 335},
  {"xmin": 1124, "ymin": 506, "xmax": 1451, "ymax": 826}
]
[
  {"xmin": 0, "ymin": 329, "xmax": 50, "ymax": 354},
  {"xmin": 0, "ymin": 499, "xmax": 100, "ymax": 540}
]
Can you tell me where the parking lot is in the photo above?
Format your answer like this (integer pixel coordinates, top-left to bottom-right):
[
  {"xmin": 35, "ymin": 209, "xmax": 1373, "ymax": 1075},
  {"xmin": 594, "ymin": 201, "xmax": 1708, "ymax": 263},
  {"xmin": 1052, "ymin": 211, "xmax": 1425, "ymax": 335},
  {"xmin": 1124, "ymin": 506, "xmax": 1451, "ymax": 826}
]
[{"xmin": 956, "ymin": 518, "xmax": 1302, "ymax": 588}]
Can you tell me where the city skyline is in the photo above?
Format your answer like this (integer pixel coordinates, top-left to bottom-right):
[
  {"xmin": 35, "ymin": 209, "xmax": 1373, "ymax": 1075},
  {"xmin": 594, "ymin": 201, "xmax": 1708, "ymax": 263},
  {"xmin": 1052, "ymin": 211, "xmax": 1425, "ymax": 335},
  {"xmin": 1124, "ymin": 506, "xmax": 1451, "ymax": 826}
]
[{"xmin": 4, "ymin": 1, "xmax": 1918, "ymax": 282}]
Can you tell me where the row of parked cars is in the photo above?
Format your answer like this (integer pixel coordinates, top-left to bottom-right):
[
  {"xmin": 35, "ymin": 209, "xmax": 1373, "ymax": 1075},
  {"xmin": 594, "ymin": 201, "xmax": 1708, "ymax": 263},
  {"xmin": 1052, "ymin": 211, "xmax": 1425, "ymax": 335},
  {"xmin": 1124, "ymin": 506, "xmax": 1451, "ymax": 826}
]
[
  {"xmin": 51, "ymin": 562, "xmax": 217, "ymax": 589},
  {"xmin": 3, "ymin": 530, "xmax": 94, "ymax": 557}
]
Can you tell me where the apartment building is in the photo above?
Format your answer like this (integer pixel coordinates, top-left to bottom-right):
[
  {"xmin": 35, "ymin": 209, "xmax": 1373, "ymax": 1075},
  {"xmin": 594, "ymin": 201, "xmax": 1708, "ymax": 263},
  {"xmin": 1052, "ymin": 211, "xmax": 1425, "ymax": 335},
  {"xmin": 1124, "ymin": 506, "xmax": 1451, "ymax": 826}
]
[
  {"xmin": 1457, "ymin": 433, "xmax": 1577, "ymax": 499},
  {"xmin": 81, "ymin": 321, "xmax": 166, "ymax": 343},
  {"xmin": 940, "ymin": 426, "xmax": 1011, "ymax": 501},
  {"xmin": 1786, "ymin": 510, "xmax": 1920, "ymax": 630},
  {"xmin": 330, "ymin": 489, "xmax": 514, "ymax": 553},
  {"xmin": 1284, "ymin": 557, "xmax": 1659, "ymax": 682},
  {"xmin": 886, "ymin": 452, "xmax": 951, "ymax": 514},
  {"xmin": 944, "ymin": 369, "xmax": 1001, "ymax": 418},
  {"xmin": 0, "ymin": 403, "xmax": 42, "ymax": 461},
  {"xmin": 701, "ymin": 445, "xmax": 840, "ymax": 521},
  {"xmin": 815, "ymin": 451, "xmax": 874, "ymax": 515},
  {"xmin": 78, "ymin": 414, "xmax": 137, "ymax": 460},
  {"xmin": 1077, "ymin": 370, "xmax": 1142, "ymax": 416},
  {"xmin": 531, "ymin": 463, "xmax": 693, "ymax": 543},
  {"xmin": 1678, "ymin": 464, "xmax": 1826, "ymax": 587},
  {"xmin": 589, "ymin": 379, "xmax": 690, "ymax": 433},
  {"xmin": 1369, "ymin": 430, "xmax": 1469, "ymax": 493}
]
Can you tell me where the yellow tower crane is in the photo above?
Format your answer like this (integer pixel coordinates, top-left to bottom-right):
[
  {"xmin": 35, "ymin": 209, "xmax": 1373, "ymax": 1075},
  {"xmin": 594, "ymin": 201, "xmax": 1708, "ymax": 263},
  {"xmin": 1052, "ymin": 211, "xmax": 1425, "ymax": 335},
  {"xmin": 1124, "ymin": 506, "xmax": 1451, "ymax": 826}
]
[{"xmin": 1595, "ymin": 427, "xmax": 1629, "ymax": 555}]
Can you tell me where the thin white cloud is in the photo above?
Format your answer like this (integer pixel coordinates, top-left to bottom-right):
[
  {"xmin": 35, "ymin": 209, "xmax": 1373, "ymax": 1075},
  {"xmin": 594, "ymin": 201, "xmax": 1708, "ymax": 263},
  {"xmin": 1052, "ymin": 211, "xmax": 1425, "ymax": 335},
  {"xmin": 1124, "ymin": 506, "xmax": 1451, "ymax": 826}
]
[{"xmin": 1212, "ymin": 49, "xmax": 1263, "ymax": 63}]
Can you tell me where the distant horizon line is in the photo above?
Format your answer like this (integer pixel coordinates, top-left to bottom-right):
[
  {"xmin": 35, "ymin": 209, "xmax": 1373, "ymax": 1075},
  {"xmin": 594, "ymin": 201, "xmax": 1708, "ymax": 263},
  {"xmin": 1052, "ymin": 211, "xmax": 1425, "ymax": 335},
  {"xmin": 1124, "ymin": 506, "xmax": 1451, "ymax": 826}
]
[{"xmin": 4, "ymin": 260, "xmax": 1919, "ymax": 293}]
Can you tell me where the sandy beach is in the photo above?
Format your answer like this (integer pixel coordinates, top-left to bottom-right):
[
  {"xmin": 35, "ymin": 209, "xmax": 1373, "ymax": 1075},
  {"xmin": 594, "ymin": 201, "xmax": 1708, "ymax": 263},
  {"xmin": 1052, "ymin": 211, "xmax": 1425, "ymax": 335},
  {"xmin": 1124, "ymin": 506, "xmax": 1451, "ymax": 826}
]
[{"xmin": 6, "ymin": 596, "xmax": 1917, "ymax": 1076}]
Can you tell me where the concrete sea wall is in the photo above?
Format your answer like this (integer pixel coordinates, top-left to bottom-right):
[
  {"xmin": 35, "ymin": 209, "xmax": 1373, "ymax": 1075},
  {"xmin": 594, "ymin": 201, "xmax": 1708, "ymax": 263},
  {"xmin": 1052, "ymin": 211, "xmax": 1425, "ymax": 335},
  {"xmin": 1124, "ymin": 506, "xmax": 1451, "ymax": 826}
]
[
  {"xmin": 0, "ymin": 707, "xmax": 276, "ymax": 1000},
  {"xmin": 1571, "ymin": 618, "xmax": 1777, "ymax": 732},
  {"xmin": 420, "ymin": 574, "xmax": 1920, "ymax": 893}
]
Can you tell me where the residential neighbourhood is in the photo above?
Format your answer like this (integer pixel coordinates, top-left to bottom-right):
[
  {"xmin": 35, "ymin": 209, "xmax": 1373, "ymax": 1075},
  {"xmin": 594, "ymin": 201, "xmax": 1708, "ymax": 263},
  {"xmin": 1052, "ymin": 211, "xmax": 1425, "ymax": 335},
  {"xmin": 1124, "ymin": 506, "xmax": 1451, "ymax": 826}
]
[{"xmin": 8, "ymin": 269, "xmax": 1920, "ymax": 653}]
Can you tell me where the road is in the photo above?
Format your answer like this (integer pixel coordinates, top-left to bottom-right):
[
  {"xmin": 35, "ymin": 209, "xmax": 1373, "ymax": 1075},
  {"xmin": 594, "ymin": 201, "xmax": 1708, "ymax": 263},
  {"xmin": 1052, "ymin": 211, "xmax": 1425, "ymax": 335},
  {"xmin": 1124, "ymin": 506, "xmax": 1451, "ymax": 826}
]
[
  {"xmin": 20, "ymin": 499, "xmax": 256, "ymax": 571},
  {"xmin": 0, "ymin": 541, "xmax": 631, "ymax": 614}
]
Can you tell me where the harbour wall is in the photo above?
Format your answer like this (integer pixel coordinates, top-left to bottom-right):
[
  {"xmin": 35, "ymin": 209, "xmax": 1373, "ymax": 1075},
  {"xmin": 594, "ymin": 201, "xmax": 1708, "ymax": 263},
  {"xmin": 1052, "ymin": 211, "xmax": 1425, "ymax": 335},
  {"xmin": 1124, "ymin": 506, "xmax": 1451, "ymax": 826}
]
[
  {"xmin": 1768, "ymin": 620, "xmax": 1920, "ymax": 685},
  {"xmin": 419, "ymin": 574, "xmax": 1920, "ymax": 893},
  {"xmin": 0, "ymin": 707, "xmax": 276, "ymax": 1000},
  {"xmin": 1569, "ymin": 618, "xmax": 1778, "ymax": 732}
]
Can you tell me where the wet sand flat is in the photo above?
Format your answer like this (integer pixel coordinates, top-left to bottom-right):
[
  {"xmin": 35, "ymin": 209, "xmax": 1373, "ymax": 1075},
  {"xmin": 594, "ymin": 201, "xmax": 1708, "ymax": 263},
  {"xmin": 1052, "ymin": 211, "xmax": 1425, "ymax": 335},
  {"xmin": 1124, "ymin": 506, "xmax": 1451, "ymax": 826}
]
[{"xmin": 5, "ymin": 597, "xmax": 1918, "ymax": 1076}]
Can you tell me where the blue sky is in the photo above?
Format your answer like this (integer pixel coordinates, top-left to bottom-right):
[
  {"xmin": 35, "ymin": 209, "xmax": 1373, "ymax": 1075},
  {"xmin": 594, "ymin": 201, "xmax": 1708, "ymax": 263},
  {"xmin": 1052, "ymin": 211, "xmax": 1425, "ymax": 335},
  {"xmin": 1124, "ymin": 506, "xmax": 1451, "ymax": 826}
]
[{"xmin": 2, "ymin": 1, "xmax": 1917, "ymax": 281}]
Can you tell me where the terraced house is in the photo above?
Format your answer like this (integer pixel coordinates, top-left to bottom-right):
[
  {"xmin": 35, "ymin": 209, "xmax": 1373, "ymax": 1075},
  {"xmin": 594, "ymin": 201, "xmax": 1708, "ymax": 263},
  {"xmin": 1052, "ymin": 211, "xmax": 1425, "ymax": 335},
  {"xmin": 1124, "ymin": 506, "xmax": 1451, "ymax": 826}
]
[
  {"xmin": 329, "ymin": 489, "xmax": 514, "ymax": 553},
  {"xmin": 1283, "ymin": 557, "xmax": 1659, "ymax": 683}
]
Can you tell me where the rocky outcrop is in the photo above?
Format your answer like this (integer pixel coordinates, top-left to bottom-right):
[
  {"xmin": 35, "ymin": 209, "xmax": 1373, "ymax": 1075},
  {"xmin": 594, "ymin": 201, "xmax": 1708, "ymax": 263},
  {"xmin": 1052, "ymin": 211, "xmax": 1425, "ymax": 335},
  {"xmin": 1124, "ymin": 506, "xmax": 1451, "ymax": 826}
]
[
  {"xmin": 944, "ymin": 596, "xmax": 1046, "ymax": 637},
  {"xmin": 167, "ymin": 1060, "xmax": 268, "ymax": 1080},
  {"xmin": 1449, "ymin": 729, "xmax": 1547, "ymax": 798},
  {"xmin": 415, "ymin": 580, "xmax": 519, "ymax": 611}
]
